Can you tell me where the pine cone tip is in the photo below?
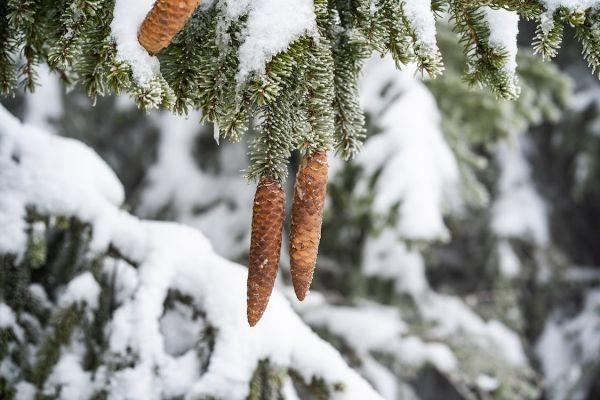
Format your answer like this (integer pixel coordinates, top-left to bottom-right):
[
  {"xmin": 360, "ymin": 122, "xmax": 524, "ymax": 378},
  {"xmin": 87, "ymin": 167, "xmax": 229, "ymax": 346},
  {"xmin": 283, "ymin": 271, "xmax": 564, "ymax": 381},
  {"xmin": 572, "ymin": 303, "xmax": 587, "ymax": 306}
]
[{"xmin": 293, "ymin": 284, "xmax": 310, "ymax": 301}]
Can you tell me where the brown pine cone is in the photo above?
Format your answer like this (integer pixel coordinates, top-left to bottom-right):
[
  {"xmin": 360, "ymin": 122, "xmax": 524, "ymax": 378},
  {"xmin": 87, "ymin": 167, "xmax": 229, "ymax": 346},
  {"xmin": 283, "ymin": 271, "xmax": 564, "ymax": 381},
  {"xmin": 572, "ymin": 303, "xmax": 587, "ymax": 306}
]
[
  {"xmin": 290, "ymin": 150, "xmax": 328, "ymax": 301},
  {"xmin": 247, "ymin": 177, "xmax": 285, "ymax": 326},
  {"xmin": 138, "ymin": 0, "xmax": 201, "ymax": 54}
]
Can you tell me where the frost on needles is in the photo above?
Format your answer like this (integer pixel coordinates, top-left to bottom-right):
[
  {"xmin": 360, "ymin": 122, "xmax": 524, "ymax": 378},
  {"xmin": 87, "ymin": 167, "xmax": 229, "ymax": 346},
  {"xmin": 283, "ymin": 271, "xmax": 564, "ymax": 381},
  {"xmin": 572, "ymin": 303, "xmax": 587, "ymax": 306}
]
[{"xmin": 1, "ymin": 0, "xmax": 599, "ymax": 180}]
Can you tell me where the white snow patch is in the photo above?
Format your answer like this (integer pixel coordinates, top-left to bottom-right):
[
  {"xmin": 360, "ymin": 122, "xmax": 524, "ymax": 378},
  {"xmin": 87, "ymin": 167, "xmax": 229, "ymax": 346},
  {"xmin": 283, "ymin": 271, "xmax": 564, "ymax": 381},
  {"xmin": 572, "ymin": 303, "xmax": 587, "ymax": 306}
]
[
  {"xmin": 492, "ymin": 137, "xmax": 549, "ymax": 246},
  {"xmin": 0, "ymin": 105, "xmax": 129, "ymax": 257},
  {"xmin": 23, "ymin": 65, "xmax": 63, "ymax": 133},
  {"xmin": 362, "ymin": 356, "xmax": 398, "ymax": 400},
  {"xmin": 0, "ymin": 302, "xmax": 17, "ymax": 329},
  {"xmin": 59, "ymin": 272, "xmax": 101, "ymax": 310},
  {"xmin": 359, "ymin": 56, "xmax": 461, "ymax": 241},
  {"xmin": 420, "ymin": 293, "xmax": 527, "ymax": 366},
  {"xmin": 160, "ymin": 302, "xmax": 204, "ymax": 356},
  {"xmin": 497, "ymin": 240, "xmax": 521, "ymax": 279},
  {"xmin": 111, "ymin": 0, "xmax": 161, "ymax": 84},
  {"xmin": 215, "ymin": 0, "xmax": 318, "ymax": 83},
  {"xmin": 539, "ymin": 1, "xmax": 600, "ymax": 33},
  {"xmin": 362, "ymin": 230, "xmax": 428, "ymax": 294},
  {"xmin": 483, "ymin": 7, "xmax": 519, "ymax": 74},
  {"xmin": 387, "ymin": 335, "xmax": 457, "ymax": 373},
  {"xmin": 44, "ymin": 354, "xmax": 95, "ymax": 400},
  {"xmin": 302, "ymin": 303, "xmax": 458, "ymax": 373},
  {"xmin": 536, "ymin": 289, "xmax": 600, "ymax": 400},
  {"xmin": 15, "ymin": 381, "xmax": 36, "ymax": 400},
  {"xmin": 138, "ymin": 112, "xmax": 254, "ymax": 259},
  {"xmin": 476, "ymin": 374, "xmax": 500, "ymax": 392},
  {"xmin": 402, "ymin": 0, "xmax": 438, "ymax": 49},
  {"xmin": 303, "ymin": 304, "xmax": 406, "ymax": 352}
]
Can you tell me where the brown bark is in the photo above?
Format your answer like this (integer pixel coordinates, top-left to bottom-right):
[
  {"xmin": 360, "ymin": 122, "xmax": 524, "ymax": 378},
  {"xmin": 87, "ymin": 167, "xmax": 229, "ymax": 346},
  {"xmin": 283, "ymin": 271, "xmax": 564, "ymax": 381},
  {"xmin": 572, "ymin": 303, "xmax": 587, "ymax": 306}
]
[
  {"xmin": 247, "ymin": 177, "xmax": 285, "ymax": 326},
  {"xmin": 138, "ymin": 0, "xmax": 201, "ymax": 54},
  {"xmin": 289, "ymin": 150, "xmax": 328, "ymax": 301}
]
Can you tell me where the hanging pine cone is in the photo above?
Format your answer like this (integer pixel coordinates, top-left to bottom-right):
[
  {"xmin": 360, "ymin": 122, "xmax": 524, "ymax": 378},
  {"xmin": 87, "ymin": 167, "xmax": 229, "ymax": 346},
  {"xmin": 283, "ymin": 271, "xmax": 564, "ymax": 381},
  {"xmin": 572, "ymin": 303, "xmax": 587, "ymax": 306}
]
[
  {"xmin": 138, "ymin": 0, "xmax": 201, "ymax": 54},
  {"xmin": 247, "ymin": 177, "xmax": 286, "ymax": 326},
  {"xmin": 289, "ymin": 150, "xmax": 328, "ymax": 301}
]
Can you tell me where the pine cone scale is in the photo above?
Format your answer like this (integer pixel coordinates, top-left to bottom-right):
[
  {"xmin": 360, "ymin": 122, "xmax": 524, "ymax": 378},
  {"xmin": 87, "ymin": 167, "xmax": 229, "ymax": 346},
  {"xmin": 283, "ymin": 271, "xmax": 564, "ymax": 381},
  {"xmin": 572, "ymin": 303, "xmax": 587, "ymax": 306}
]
[
  {"xmin": 290, "ymin": 150, "xmax": 328, "ymax": 301},
  {"xmin": 138, "ymin": 0, "xmax": 201, "ymax": 54},
  {"xmin": 247, "ymin": 177, "xmax": 285, "ymax": 326}
]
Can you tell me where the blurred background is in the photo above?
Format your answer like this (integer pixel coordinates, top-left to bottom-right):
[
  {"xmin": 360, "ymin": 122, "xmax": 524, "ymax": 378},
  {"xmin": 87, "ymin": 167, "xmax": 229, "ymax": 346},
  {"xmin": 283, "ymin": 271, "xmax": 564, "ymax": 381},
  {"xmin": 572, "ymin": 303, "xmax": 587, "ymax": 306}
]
[{"xmin": 2, "ymin": 19, "xmax": 599, "ymax": 400}]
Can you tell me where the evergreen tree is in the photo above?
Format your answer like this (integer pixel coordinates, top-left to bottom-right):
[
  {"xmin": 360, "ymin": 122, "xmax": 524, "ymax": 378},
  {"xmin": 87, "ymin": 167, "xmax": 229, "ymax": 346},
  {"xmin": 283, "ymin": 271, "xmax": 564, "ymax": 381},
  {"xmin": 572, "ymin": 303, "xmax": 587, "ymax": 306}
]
[{"xmin": 2, "ymin": 1, "xmax": 600, "ymax": 399}]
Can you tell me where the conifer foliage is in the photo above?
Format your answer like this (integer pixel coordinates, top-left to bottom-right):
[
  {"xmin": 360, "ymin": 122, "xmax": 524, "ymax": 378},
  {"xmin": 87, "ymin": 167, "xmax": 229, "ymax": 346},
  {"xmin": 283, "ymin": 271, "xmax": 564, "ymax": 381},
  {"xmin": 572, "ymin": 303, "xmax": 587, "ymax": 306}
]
[{"xmin": 1, "ymin": 0, "xmax": 600, "ymax": 323}]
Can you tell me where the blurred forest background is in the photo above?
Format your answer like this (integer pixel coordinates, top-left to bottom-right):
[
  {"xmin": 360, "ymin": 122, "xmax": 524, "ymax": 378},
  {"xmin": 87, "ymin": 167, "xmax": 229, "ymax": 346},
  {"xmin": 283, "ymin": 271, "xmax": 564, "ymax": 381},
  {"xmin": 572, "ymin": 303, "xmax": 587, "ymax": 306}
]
[{"xmin": 2, "ymin": 18, "xmax": 600, "ymax": 400}]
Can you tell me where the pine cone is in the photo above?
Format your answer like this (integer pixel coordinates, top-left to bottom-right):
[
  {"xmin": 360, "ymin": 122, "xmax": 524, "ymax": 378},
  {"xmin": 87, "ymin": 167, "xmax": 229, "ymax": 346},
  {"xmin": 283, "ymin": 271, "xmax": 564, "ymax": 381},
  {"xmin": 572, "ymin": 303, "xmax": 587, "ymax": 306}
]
[
  {"xmin": 247, "ymin": 177, "xmax": 285, "ymax": 326},
  {"xmin": 290, "ymin": 150, "xmax": 328, "ymax": 301},
  {"xmin": 138, "ymin": 0, "xmax": 201, "ymax": 54}
]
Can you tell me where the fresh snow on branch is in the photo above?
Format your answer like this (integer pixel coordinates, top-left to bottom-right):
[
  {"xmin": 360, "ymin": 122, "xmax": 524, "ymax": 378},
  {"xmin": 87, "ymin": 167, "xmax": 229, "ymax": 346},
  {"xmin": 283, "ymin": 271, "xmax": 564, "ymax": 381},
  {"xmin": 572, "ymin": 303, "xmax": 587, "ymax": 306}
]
[
  {"xmin": 536, "ymin": 289, "xmax": 600, "ymax": 400},
  {"xmin": 541, "ymin": 0, "xmax": 600, "ymax": 14},
  {"xmin": 483, "ymin": 7, "xmax": 520, "ymax": 76},
  {"xmin": 112, "ymin": 0, "xmax": 317, "ymax": 85},
  {"xmin": 111, "ymin": 0, "xmax": 161, "ymax": 84},
  {"xmin": 492, "ymin": 137, "xmax": 549, "ymax": 246},
  {"xmin": 539, "ymin": 0, "xmax": 600, "ymax": 34},
  {"xmin": 217, "ymin": 0, "xmax": 318, "ymax": 83},
  {"xmin": 358, "ymin": 56, "xmax": 461, "ymax": 241},
  {"xmin": 138, "ymin": 112, "xmax": 254, "ymax": 258},
  {"xmin": 402, "ymin": 0, "xmax": 438, "ymax": 50},
  {"xmin": 0, "ymin": 105, "xmax": 381, "ymax": 399}
]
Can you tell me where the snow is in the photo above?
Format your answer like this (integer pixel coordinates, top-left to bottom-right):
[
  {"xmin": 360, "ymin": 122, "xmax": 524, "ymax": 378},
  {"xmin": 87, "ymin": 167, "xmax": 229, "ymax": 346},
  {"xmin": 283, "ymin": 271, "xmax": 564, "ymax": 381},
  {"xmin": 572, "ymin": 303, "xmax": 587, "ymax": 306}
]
[
  {"xmin": 483, "ymin": 7, "xmax": 519, "ymax": 75},
  {"xmin": 103, "ymin": 259, "xmax": 139, "ymax": 305},
  {"xmin": 0, "ymin": 104, "xmax": 381, "ymax": 399},
  {"xmin": 362, "ymin": 230, "xmax": 428, "ymax": 294},
  {"xmin": 111, "ymin": 0, "xmax": 161, "ymax": 84},
  {"xmin": 301, "ymin": 301, "xmax": 458, "ymax": 374},
  {"xmin": 536, "ymin": 289, "xmax": 600, "ymax": 400},
  {"xmin": 14, "ymin": 381, "xmax": 36, "ymax": 400},
  {"xmin": 420, "ymin": 293, "xmax": 527, "ymax": 366},
  {"xmin": 138, "ymin": 111, "xmax": 254, "ymax": 259},
  {"xmin": 216, "ymin": 0, "xmax": 317, "ymax": 83},
  {"xmin": 359, "ymin": 56, "xmax": 461, "ymax": 241},
  {"xmin": 539, "ymin": 1, "xmax": 600, "ymax": 33},
  {"xmin": 0, "ymin": 105, "xmax": 127, "ymax": 257},
  {"xmin": 160, "ymin": 301, "xmax": 205, "ymax": 356},
  {"xmin": 111, "ymin": 0, "xmax": 317, "ymax": 86},
  {"xmin": 497, "ymin": 240, "xmax": 521, "ymax": 278},
  {"xmin": 303, "ymin": 304, "xmax": 406, "ymax": 352},
  {"xmin": 23, "ymin": 65, "xmax": 62, "ymax": 133},
  {"xmin": 358, "ymin": 228, "xmax": 527, "ymax": 367},
  {"xmin": 476, "ymin": 374, "xmax": 500, "ymax": 392},
  {"xmin": 58, "ymin": 272, "xmax": 102, "ymax": 310},
  {"xmin": 541, "ymin": 0, "xmax": 600, "ymax": 14},
  {"xmin": 388, "ymin": 335, "xmax": 457, "ymax": 373},
  {"xmin": 491, "ymin": 137, "xmax": 549, "ymax": 246},
  {"xmin": 362, "ymin": 357, "xmax": 398, "ymax": 400},
  {"xmin": 45, "ymin": 354, "xmax": 95, "ymax": 400},
  {"xmin": 0, "ymin": 302, "xmax": 17, "ymax": 329},
  {"xmin": 402, "ymin": 0, "xmax": 438, "ymax": 49}
]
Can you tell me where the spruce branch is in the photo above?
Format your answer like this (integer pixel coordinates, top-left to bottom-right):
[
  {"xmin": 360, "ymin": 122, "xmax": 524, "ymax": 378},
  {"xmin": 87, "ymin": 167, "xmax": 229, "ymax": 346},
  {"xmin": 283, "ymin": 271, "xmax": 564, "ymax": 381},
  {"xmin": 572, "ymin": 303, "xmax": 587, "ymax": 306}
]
[
  {"xmin": 47, "ymin": 0, "xmax": 101, "ymax": 69},
  {"xmin": 245, "ymin": 93, "xmax": 298, "ymax": 182},
  {"xmin": 448, "ymin": 0, "xmax": 520, "ymax": 99},
  {"xmin": 575, "ymin": 11, "xmax": 600, "ymax": 78},
  {"xmin": 0, "ymin": 0, "xmax": 17, "ymax": 94},
  {"xmin": 330, "ymin": 30, "xmax": 368, "ymax": 160}
]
